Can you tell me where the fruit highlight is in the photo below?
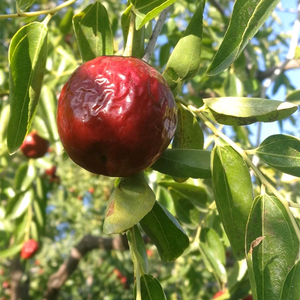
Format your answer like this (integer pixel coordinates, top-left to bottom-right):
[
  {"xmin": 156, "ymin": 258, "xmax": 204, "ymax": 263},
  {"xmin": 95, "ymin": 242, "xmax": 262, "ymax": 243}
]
[
  {"xmin": 20, "ymin": 239, "xmax": 39, "ymax": 259},
  {"xmin": 57, "ymin": 56, "xmax": 177, "ymax": 177}
]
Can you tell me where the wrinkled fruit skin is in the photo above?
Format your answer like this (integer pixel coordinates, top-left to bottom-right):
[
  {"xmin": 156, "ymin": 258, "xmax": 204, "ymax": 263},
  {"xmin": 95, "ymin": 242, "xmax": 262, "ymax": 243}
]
[
  {"xmin": 20, "ymin": 239, "xmax": 39, "ymax": 259},
  {"xmin": 20, "ymin": 131, "xmax": 49, "ymax": 159},
  {"xmin": 57, "ymin": 56, "xmax": 177, "ymax": 177}
]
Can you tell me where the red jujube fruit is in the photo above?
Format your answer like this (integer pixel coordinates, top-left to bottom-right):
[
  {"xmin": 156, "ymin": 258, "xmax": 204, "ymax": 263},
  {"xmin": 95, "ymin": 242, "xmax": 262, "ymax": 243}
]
[
  {"xmin": 21, "ymin": 239, "xmax": 39, "ymax": 259},
  {"xmin": 20, "ymin": 131, "xmax": 49, "ymax": 159},
  {"xmin": 57, "ymin": 56, "xmax": 177, "ymax": 177}
]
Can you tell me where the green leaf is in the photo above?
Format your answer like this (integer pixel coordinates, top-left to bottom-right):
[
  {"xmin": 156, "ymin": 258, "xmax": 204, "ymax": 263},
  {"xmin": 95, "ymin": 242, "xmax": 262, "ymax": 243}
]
[
  {"xmin": 163, "ymin": 1, "xmax": 205, "ymax": 92},
  {"xmin": 127, "ymin": 226, "xmax": 148, "ymax": 274},
  {"xmin": 204, "ymin": 97, "xmax": 298, "ymax": 126},
  {"xmin": 199, "ymin": 242, "xmax": 227, "ymax": 284},
  {"xmin": 121, "ymin": 4, "xmax": 145, "ymax": 58},
  {"xmin": 16, "ymin": 0, "xmax": 36, "ymax": 11},
  {"xmin": 7, "ymin": 22, "xmax": 48, "ymax": 154},
  {"xmin": 5, "ymin": 189, "xmax": 34, "ymax": 220},
  {"xmin": 151, "ymin": 149, "xmax": 211, "ymax": 179},
  {"xmin": 158, "ymin": 181, "xmax": 208, "ymax": 212},
  {"xmin": 207, "ymin": 0, "xmax": 281, "ymax": 75},
  {"xmin": 137, "ymin": 274, "xmax": 166, "ymax": 300},
  {"xmin": 73, "ymin": 2, "xmax": 113, "ymax": 62},
  {"xmin": 286, "ymin": 89, "xmax": 300, "ymax": 105},
  {"xmin": 281, "ymin": 261, "xmax": 300, "ymax": 300},
  {"xmin": 132, "ymin": 0, "xmax": 176, "ymax": 30},
  {"xmin": 139, "ymin": 201, "xmax": 189, "ymax": 262},
  {"xmin": 255, "ymin": 134, "xmax": 300, "ymax": 177},
  {"xmin": 246, "ymin": 194, "xmax": 299, "ymax": 300},
  {"xmin": 0, "ymin": 104, "xmax": 10, "ymax": 156},
  {"xmin": 168, "ymin": 188, "xmax": 200, "ymax": 229},
  {"xmin": 14, "ymin": 162, "xmax": 37, "ymax": 192},
  {"xmin": 223, "ymin": 71, "xmax": 244, "ymax": 97},
  {"xmin": 211, "ymin": 143, "xmax": 253, "ymax": 260},
  {"xmin": 0, "ymin": 243, "xmax": 23, "ymax": 258},
  {"xmin": 103, "ymin": 173, "xmax": 156, "ymax": 234},
  {"xmin": 200, "ymin": 227, "xmax": 226, "ymax": 265}
]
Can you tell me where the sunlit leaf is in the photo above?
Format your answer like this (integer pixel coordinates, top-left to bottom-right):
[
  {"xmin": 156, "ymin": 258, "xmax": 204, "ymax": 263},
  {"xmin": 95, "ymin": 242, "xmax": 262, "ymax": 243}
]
[
  {"xmin": 207, "ymin": 0, "xmax": 281, "ymax": 75},
  {"xmin": 246, "ymin": 194, "xmax": 298, "ymax": 300},
  {"xmin": 73, "ymin": 2, "xmax": 113, "ymax": 62},
  {"xmin": 7, "ymin": 22, "xmax": 48, "ymax": 154},
  {"xmin": 256, "ymin": 134, "xmax": 300, "ymax": 177},
  {"xmin": 103, "ymin": 173, "xmax": 156, "ymax": 234},
  {"xmin": 204, "ymin": 97, "xmax": 297, "ymax": 125}
]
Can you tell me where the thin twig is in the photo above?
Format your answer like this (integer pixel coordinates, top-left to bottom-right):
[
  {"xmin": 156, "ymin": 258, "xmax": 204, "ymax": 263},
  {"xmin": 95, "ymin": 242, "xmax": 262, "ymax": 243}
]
[
  {"xmin": 142, "ymin": 6, "xmax": 171, "ymax": 63},
  {"xmin": 0, "ymin": 0, "xmax": 77, "ymax": 19}
]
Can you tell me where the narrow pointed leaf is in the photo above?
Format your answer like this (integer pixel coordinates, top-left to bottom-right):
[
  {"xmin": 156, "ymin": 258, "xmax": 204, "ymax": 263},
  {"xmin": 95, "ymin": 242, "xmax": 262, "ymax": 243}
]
[
  {"xmin": 132, "ymin": 0, "xmax": 176, "ymax": 30},
  {"xmin": 211, "ymin": 143, "xmax": 253, "ymax": 260},
  {"xmin": 204, "ymin": 97, "xmax": 297, "ymax": 126},
  {"xmin": 163, "ymin": 1, "xmax": 205, "ymax": 91},
  {"xmin": 103, "ymin": 173, "xmax": 155, "ymax": 234},
  {"xmin": 0, "ymin": 104, "xmax": 10, "ymax": 156},
  {"xmin": 73, "ymin": 2, "xmax": 113, "ymax": 62},
  {"xmin": 136, "ymin": 274, "xmax": 166, "ymax": 300},
  {"xmin": 255, "ymin": 134, "xmax": 300, "ymax": 177},
  {"xmin": 151, "ymin": 149, "xmax": 211, "ymax": 178},
  {"xmin": 281, "ymin": 261, "xmax": 300, "ymax": 300},
  {"xmin": 207, "ymin": 0, "xmax": 281, "ymax": 75},
  {"xmin": 7, "ymin": 22, "xmax": 48, "ymax": 154},
  {"xmin": 16, "ymin": 0, "xmax": 36, "ymax": 11},
  {"xmin": 246, "ymin": 194, "xmax": 299, "ymax": 300},
  {"xmin": 140, "ymin": 201, "xmax": 189, "ymax": 262}
]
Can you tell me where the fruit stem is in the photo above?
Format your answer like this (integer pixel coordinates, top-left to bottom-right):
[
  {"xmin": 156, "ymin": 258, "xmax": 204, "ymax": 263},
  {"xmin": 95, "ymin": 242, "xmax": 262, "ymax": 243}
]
[
  {"xmin": 123, "ymin": 9, "xmax": 136, "ymax": 57},
  {"xmin": 142, "ymin": 6, "xmax": 171, "ymax": 63}
]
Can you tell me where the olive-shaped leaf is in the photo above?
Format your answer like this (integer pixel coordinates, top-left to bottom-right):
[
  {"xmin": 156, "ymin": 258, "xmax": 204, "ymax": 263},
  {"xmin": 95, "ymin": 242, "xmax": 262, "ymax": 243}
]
[
  {"xmin": 103, "ymin": 173, "xmax": 156, "ymax": 234},
  {"xmin": 139, "ymin": 201, "xmax": 189, "ymax": 262},
  {"xmin": 127, "ymin": 225, "xmax": 148, "ymax": 274},
  {"xmin": 121, "ymin": 4, "xmax": 145, "ymax": 58},
  {"xmin": 255, "ymin": 134, "xmax": 300, "ymax": 177},
  {"xmin": 0, "ymin": 243, "xmax": 23, "ymax": 259},
  {"xmin": 200, "ymin": 227, "xmax": 225, "ymax": 266},
  {"xmin": 204, "ymin": 97, "xmax": 297, "ymax": 126},
  {"xmin": 168, "ymin": 188, "xmax": 200, "ymax": 229},
  {"xmin": 0, "ymin": 104, "xmax": 10, "ymax": 156},
  {"xmin": 163, "ymin": 1, "xmax": 204, "ymax": 92},
  {"xmin": 5, "ymin": 189, "xmax": 34, "ymax": 220},
  {"xmin": 286, "ymin": 89, "xmax": 300, "ymax": 104},
  {"xmin": 281, "ymin": 261, "xmax": 300, "ymax": 300},
  {"xmin": 223, "ymin": 71, "xmax": 244, "ymax": 97},
  {"xmin": 246, "ymin": 194, "xmax": 298, "ymax": 300},
  {"xmin": 158, "ymin": 181, "xmax": 208, "ymax": 211},
  {"xmin": 211, "ymin": 143, "xmax": 253, "ymax": 260},
  {"xmin": 14, "ymin": 162, "xmax": 37, "ymax": 192},
  {"xmin": 7, "ymin": 22, "xmax": 48, "ymax": 154},
  {"xmin": 207, "ymin": 0, "xmax": 281, "ymax": 75},
  {"xmin": 199, "ymin": 242, "xmax": 227, "ymax": 285},
  {"xmin": 73, "ymin": 1, "xmax": 113, "ymax": 62},
  {"xmin": 135, "ymin": 274, "xmax": 166, "ymax": 300},
  {"xmin": 151, "ymin": 149, "xmax": 211, "ymax": 179},
  {"xmin": 132, "ymin": 0, "xmax": 176, "ymax": 30}
]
